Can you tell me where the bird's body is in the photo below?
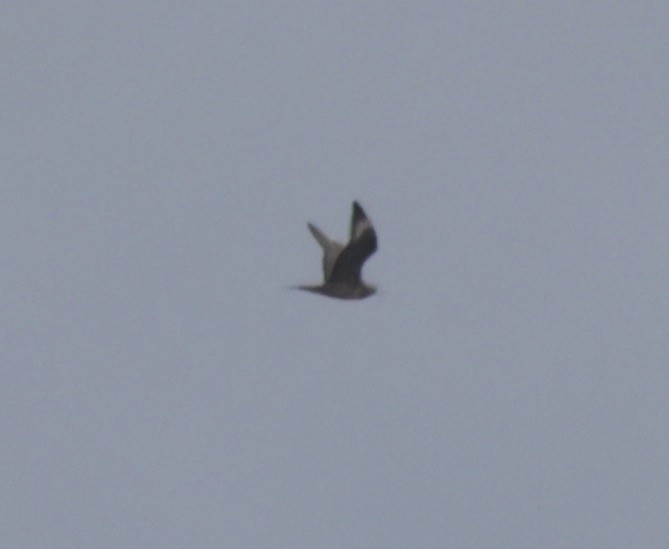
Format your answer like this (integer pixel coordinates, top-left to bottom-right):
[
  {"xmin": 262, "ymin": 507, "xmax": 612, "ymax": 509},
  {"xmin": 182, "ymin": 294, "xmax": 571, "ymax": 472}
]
[{"xmin": 297, "ymin": 201, "xmax": 378, "ymax": 300}]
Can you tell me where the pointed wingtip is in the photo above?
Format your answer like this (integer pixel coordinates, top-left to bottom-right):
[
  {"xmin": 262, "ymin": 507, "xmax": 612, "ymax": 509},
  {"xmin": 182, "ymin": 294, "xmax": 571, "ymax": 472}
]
[{"xmin": 352, "ymin": 201, "xmax": 366, "ymax": 220}]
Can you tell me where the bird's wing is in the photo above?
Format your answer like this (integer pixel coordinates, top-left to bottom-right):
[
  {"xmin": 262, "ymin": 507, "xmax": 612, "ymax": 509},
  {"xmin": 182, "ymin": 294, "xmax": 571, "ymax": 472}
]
[
  {"xmin": 328, "ymin": 203, "xmax": 377, "ymax": 285},
  {"xmin": 308, "ymin": 223, "xmax": 343, "ymax": 282},
  {"xmin": 349, "ymin": 201, "xmax": 373, "ymax": 241}
]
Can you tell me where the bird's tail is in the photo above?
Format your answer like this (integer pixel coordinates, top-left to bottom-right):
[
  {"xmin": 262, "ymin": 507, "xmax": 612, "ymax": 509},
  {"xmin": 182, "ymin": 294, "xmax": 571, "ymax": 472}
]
[{"xmin": 285, "ymin": 284, "xmax": 324, "ymax": 295}]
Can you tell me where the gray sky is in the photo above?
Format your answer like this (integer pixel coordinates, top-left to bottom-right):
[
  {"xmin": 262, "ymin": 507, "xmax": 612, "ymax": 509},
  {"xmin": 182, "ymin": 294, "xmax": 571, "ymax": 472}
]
[{"xmin": 2, "ymin": 3, "xmax": 668, "ymax": 547}]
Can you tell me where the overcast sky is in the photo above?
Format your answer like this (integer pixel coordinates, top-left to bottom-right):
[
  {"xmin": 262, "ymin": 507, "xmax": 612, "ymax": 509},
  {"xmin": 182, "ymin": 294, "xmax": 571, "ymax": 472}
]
[{"xmin": 2, "ymin": 3, "xmax": 668, "ymax": 548}]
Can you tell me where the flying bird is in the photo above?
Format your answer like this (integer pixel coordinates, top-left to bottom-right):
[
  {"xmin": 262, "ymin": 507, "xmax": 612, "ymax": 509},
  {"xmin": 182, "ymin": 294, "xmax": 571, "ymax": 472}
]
[{"xmin": 297, "ymin": 201, "xmax": 378, "ymax": 299}]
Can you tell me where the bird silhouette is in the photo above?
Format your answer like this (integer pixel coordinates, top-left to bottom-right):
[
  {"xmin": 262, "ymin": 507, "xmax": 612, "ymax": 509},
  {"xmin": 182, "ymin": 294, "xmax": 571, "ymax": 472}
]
[{"xmin": 297, "ymin": 201, "xmax": 378, "ymax": 299}]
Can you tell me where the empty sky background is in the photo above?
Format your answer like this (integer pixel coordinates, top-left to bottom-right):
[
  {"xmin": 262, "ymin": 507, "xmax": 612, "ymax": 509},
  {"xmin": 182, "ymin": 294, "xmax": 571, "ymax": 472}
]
[{"xmin": 2, "ymin": 3, "xmax": 668, "ymax": 547}]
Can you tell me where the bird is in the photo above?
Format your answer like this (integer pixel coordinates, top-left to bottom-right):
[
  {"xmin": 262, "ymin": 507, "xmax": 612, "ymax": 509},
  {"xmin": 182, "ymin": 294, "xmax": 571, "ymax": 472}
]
[{"xmin": 296, "ymin": 201, "xmax": 378, "ymax": 299}]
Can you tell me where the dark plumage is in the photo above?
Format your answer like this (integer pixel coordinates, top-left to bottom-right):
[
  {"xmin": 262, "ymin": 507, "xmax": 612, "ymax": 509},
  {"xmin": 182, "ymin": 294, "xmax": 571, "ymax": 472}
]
[{"xmin": 297, "ymin": 201, "xmax": 378, "ymax": 299}]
